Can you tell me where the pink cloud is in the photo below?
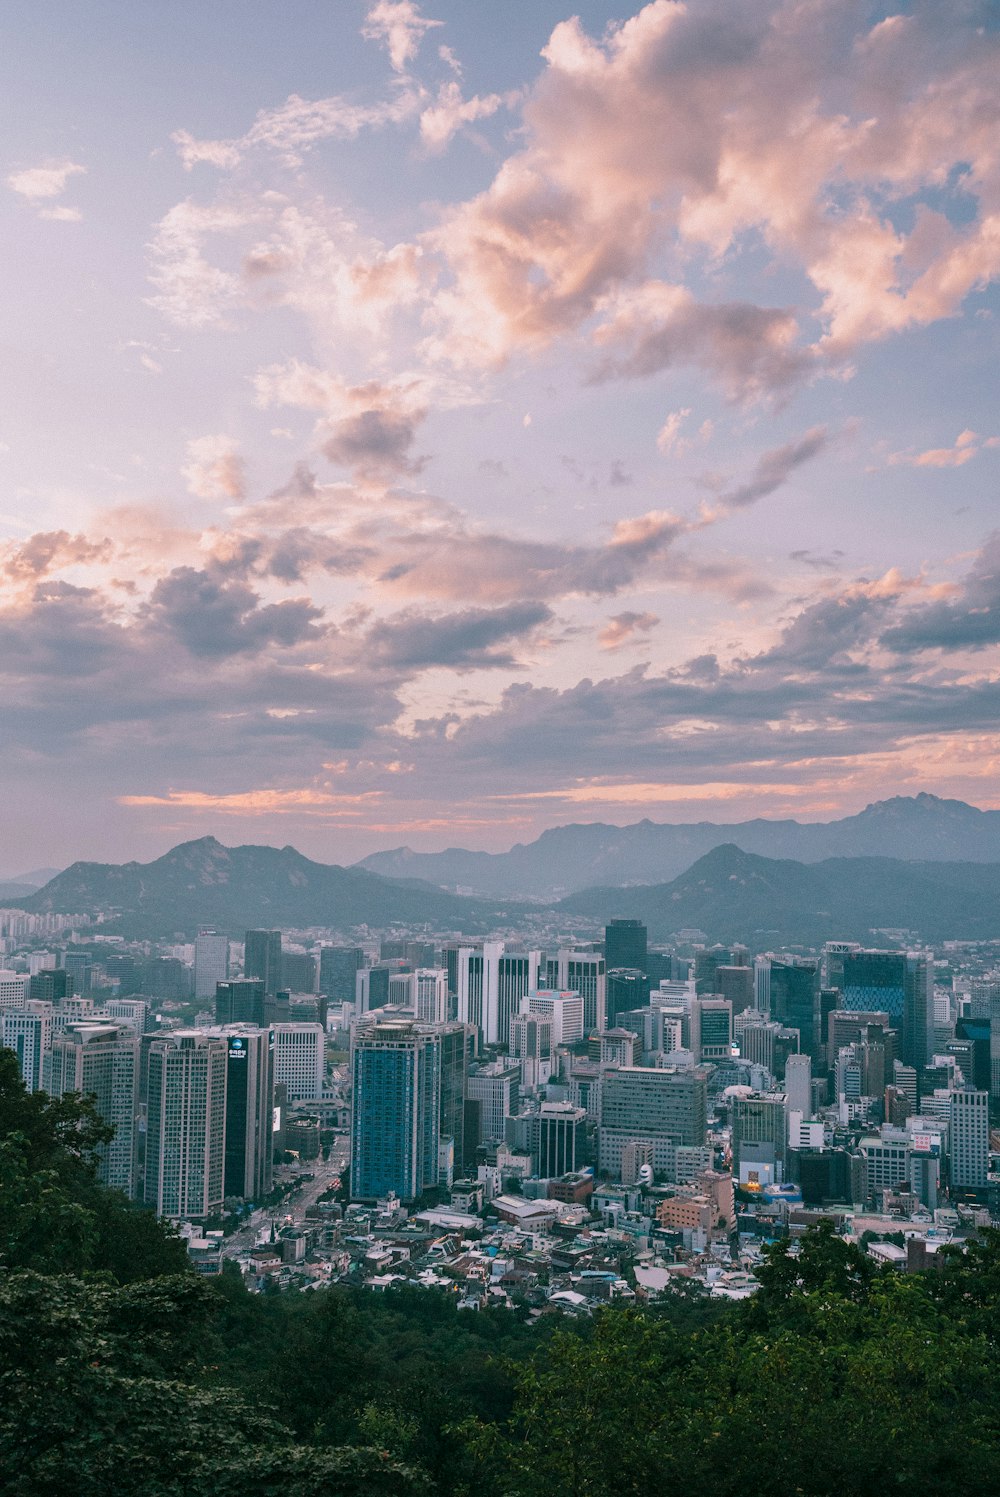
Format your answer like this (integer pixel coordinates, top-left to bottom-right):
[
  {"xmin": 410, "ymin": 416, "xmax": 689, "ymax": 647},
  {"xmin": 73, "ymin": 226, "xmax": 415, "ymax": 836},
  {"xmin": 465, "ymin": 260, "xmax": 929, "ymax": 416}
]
[
  {"xmin": 419, "ymin": 82, "xmax": 513, "ymax": 152},
  {"xmin": 888, "ymin": 429, "xmax": 998, "ymax": 469},
  {"xmin": 598, "ymin": 611, "xmax": 660, "ymax": 650},
  {"xmin": 422, "ymin": 1, "xmax": 1000, "ymax": 382},
  {"xmin": 362, "ymin": 0, "xmax": 442, "ymax": 73},
  {"xmin": 182, "ymin": 435, "xmax": 247, "ymax": 501}
]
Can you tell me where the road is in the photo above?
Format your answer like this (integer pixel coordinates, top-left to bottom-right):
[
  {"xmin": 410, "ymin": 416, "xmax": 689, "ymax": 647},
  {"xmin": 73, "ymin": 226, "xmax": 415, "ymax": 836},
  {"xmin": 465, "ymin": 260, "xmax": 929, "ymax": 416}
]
[{"xmin": 221, "ymin": 1142, "xmax": 350, "ymax": 1256}]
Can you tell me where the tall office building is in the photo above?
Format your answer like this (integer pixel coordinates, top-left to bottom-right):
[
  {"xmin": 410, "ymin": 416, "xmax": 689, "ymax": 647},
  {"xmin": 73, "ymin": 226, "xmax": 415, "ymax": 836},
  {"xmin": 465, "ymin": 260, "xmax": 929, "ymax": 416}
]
[
  {"xmin": 842, "ymin": 951, "xmax": 934, "ymax": 1069},
  {"xmin": 466, "ymin": 1061, "xmax": 521, "ymax": 1145},
  {"xmin": 892, "ymin": 1059, "xmax": 919, "ymax": 1113},
  {"xmin": 281, "ymin": 952, "xmax": 317, "ymax": 993},
  {"xmin": 194, "ymin": 931, "xmax": 229, "ymax": 1001},
  {"xmin": 145, "ymin": 1031, "xmax": 227, "ymax": 1219},
  {"xmin": 784, "ymin": 1053, "xmax": 813, "ymax": 1118},
  {"xmin": 455, "ymin": 943, "xmax": 541, "ymax": 1046},
  {"xmin": 695, "ymin": 997, "xmax": 733, "ymax": 1062},
  {"xmin": 826, "ymin": 1008, "xmax": 892, "ymax": 1068},
  {"xmin": 950, "ymin": 1088, "xmax": 988, "ymax": 1189},
  {"xmin": 737, "ymin": 1016, "xmax": 799, "ymax": 1075},
  {"xmin": 605, "ymin": 920, "xmax": 647, "ymax": 974},
  {"xmin": 988, "ymin": 985, "xmax": 1000, "ymax": 1098},
  {"xmin": 822, "ymin": 941, "xmax": 861, "ymax": 991},
  {"xmin": 212, "ymin": 1026, "xmax": 274, "ymax": 1201},
  {"xmin": 0, "ymin": 971, "xmax": 30, "ymax": 1007},
  {"xmin": 969, "ymin": 976, "xmax": 1000, "ymax": 1022},
  {"xmin": 29, "ymin": 969, "xmax": 73, "ymax": 1004},
  {"xmin": 694, "ymin": 946, "xmax": 733, "ymax": 995},
  {"xmin": 351, "ymin": 1020, "xmax": 441, "ymax": 1202},
  {"xmin": 716, "ymin": 965, "xmax": 754, "ymax": 1014},
  {"xmin": 859, "ymin": 1132, "xmax": 911, "ymax": 1202},
  {"xmin": 387, "ymin": 972, "xmax": 415, "ymax": 1007},
  {"xmin": 415, "ymin": 969, "xmax": 449, "ymax": 1025},
  {"xmin": 753, "ymin": 958, "xmax": 771, "ymax": 1013},
  {"xmin": 598, "ymin": 1065, "xmax": 709, "ymax": 1179},
  {"xmin": 244, "ymin": 930, "xmax": 282, "ymax": 996},
  {"xmin": 215, "ymin": 978, "xmax": 267, "ymax": 1027},
  {"xmin": 769, "ymin": 959, "xmax": 821, "ymax": 1060},
  {"xmin": 437, "ymin": 1021, "xmax": 475, "ymax": 1172},
  {"xmin": 523, "ymin": 989, "xmax": 585, "ymax": 1047},
  {"xmin": 2, "ymin": 999, "xmax": 53, "ymax": 1091},
  {"xmin": 48, "ymin": 1021, "xmax": 139, "ymax": 1195},
  {"xmin": 271, "ymin": 1022, "xmax": 325, "ymax": 1101},
  {"xmin": 903, "ymin": 955, "xmax": 935, "ymax": 1071},
  {"xmin": 510, "ymin": 1012, "xmax": 553, "ymax": 1088},
  {"xmin": 61, "ymin": 952, "xmax": 92, "ymax": 995},
  {"xmin": 103, "ymin": 997, "xmax": 153, "ymax": 1034},
  {"xmin": 139, "ymin": 957, "xmax": 191, "ymax": 1002},
  {"xmin": 493, "ymin": 950, "xmax": 542, "ymax": 1048},
  {"xmin": 607, "ymin": 968, "xmax": 651, "ymax": 1026},
  {"xmin": 557, "ymin": 951, "xmax": 607, "ymax": 1034},
  {"xmin": 455, "ymin": 946, "xmax": 486, "ymax": 1031},
  {"xmin": 528, "ymin": 1101, "xmax": 589, "ymax": 1177},
  {"xmin": 319, "ymin": 945, "xmax": 365, "ymax": 1003},
  {"xmin": 357, "ymin": 964, "xmax": 392, "ymax": 1013},
  {"xmin": 51, "ymin": 997, "xmax": 96, "ymax": 1034},
  {"xmin": 595, "ymin": 1028, "xmax": 637, "ymax": 1068},
  {"xmin": 731, "ymin": 1092, "xmax": 788, "ymax": 1187}
]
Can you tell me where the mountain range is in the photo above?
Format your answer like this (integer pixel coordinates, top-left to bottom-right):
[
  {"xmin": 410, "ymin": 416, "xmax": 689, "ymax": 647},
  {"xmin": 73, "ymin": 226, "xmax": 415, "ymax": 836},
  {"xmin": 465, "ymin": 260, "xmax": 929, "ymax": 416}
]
[
  {"xmin": 356, "ymin": 794, "xmax": 1000, "ymax": 897},
  {"xmin": 12, "ymin": 829, "xmax": 1000, "ymax": 947},
  {"xmin": 0, "ymin": 867, "xmax": 62, "ymax": 903},
  {"xmin": 557, "ymin": 843, "xmax": 1000, "ymax": 945},
  {"xmin": 16, "ymin": 837, "xmax": 522, "ymax": 940}
]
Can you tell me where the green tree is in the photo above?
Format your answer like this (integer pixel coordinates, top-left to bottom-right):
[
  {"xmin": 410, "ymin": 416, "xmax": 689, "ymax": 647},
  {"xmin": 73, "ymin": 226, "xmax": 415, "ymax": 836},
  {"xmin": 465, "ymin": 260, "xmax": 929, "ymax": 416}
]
[
  {"xmin": 0, "ymin": 1047, "xmax": 186, "ymax": 1280},
  {"xmin": 454, "ymin": 1310, "xmax": 702, "ymax": 1497},
  {"xmin": 0, "ymin": 1272, "xmax": 432, "ymax": 1497}
]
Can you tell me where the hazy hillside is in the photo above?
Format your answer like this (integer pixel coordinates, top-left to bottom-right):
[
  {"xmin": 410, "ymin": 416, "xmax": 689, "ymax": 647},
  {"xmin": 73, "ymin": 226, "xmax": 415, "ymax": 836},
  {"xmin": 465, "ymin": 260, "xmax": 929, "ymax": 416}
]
[
  {"xmin": 0, "ymin": 882, "xmax": 39, "ymax": 903},
  {"xmin": 357, "ymin": 794, "xmax": 1000, "ymax": 897},
  {"xmin": 558, "ymin": 843, "xmax": 1000, "ymax": 945},
  {"xmin": 18, "ymin": 836, "xmax": 525, "ymax": 939},
  {"xmin": 17, "ymin": 833, "xmax": 1000, "ymax": 947},
  {"xmin": 0, "ymin": 866, "xmax": 61, "ymax": 902}
]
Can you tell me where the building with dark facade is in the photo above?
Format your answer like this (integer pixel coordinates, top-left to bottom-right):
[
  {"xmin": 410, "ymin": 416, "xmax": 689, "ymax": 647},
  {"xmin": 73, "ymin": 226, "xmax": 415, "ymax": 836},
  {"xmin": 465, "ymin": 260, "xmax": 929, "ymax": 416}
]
[
  {"xmin": 769, "ymin": 959, "xmax": 821, "ymax": 1060},
  {"xmin": 244, "ymin": 929, "xmax": 282, "ymax": 997},
  {"xmin": 607, "ymin": 968, "xmax": 651, "ymax": 1026},
  {"xmin": 841, "ymin": 950, "xmax": 934, "ymax": 1069},
  {"xmin": 215, "ymin": 978, "xmax": 267, "ymax": 1027},
  {"xmin": 605, "ymin": 920, "xmax": 647, "ymax": 975},
  {"xmin": 319, "ymin": 945, "xmax": 365, "ymax": 1003}
]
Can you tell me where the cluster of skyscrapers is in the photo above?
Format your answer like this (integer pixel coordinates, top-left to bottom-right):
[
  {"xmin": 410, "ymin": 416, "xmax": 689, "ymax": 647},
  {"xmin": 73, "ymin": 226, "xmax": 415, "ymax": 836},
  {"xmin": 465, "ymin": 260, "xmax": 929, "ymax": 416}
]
[
  {"xmin": 1, "ymin": 911, "xmax": 996, "ymax": 1233},
  {"xmin": 0, "ymin": 929, "xmax": 327, "ymax": 1218}
]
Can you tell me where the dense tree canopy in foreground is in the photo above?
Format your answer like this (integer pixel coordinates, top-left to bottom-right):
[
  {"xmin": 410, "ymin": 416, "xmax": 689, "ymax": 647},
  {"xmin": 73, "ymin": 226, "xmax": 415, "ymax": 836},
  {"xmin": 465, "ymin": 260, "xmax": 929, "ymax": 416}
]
[{"xmin": 2, "ymin": 1047, "xmax": 999, "ymax": 1497}]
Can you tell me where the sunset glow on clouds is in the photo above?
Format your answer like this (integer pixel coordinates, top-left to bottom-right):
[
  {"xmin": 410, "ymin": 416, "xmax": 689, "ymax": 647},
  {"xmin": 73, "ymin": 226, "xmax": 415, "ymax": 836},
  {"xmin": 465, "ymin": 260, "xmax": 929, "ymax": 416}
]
[{"xmin": 2, "ymin": 0, "xmax": 1000, "ymax": 866}]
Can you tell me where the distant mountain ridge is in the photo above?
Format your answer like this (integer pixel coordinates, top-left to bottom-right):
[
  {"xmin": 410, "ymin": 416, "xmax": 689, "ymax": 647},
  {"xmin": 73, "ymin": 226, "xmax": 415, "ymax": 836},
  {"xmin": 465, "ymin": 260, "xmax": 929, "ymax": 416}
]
[
  {"xmin": 16, "ymin": 837, "xmax": 525, "ymax": 939},
  {"xmin": 15, "ymin": 830, "xmax": 1000, "ymax": 948},
  {"xmin": 558, "ymin": 842, "xmax": 1000, "ymax": 945},
  {"xmin": 0, "ymin": 867, "xmax": 61, "ymax": 887},
  {"xmin": 356, "ymin": 794, "xmax": 1000, "ymax": 896},
  {"xmin": 0, "ymin": 867, "xmax": 62, "ymax": 903},
  {"xmin": 0, "ymin": 883, "xmax": 39, "ymax": 903}
]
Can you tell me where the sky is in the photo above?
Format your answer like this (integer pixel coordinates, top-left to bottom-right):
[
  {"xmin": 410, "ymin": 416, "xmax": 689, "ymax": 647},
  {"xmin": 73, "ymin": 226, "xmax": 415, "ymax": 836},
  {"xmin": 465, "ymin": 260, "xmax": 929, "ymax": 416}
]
[{"xmin": 2, "ymin": 0, "xmax": 1000, "ymax": 871}]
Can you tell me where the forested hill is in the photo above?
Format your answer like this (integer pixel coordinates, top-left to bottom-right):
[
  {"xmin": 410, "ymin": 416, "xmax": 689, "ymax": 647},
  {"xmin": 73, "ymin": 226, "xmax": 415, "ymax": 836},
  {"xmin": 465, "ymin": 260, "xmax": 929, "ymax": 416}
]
[
  {"xmin": 558, "ymin": 843, "xmax": 1000, "ymax": 943},
  {"xmin": 17, "ymin": 833, "xmax": 1000, "ymax": 945},
  {"xmin": 4, "ymin": 1047, "xmax": 1000, "ymax": 1496},
  {"xmin": 16, "ymin": 835, "xmax": 523, "ymax": 938}
]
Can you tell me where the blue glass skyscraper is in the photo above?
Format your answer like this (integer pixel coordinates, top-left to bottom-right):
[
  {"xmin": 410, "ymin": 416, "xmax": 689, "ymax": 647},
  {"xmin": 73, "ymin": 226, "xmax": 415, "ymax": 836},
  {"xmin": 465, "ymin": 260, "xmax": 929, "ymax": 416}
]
[{"xmin": 351, "ymin": 1021, "xmax": 441, "ymax": 1202}]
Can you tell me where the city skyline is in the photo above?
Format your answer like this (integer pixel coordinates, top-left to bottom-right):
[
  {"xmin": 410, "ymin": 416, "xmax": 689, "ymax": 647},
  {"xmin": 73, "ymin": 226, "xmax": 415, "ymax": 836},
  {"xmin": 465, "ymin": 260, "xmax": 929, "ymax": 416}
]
[{"xmin": 3, "ymin": 0, "xmax": 1000, "ymax": 869}]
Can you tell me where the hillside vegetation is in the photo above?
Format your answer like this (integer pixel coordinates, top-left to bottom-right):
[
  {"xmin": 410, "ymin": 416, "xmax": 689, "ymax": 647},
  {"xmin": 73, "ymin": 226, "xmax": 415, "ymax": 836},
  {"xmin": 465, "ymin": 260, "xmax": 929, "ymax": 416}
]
[{"xmin": 2, "ymin": 1048, "xmax": 1000, "ymax": 1496}]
